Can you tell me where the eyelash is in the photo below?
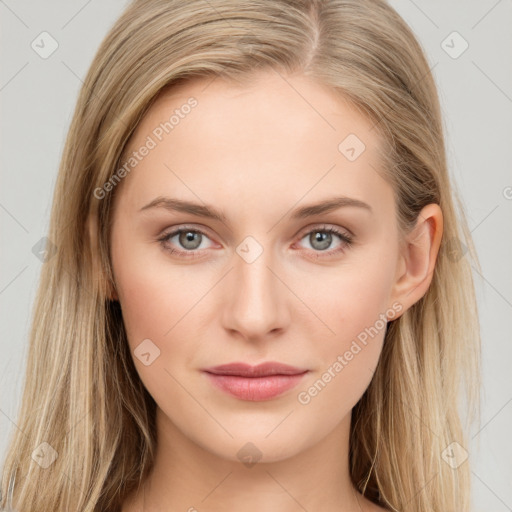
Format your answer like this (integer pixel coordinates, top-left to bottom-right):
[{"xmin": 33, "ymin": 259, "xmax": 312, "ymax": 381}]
[{"xmin": 157, "ymin": 224, "xmax": 354, "ymax": 260}]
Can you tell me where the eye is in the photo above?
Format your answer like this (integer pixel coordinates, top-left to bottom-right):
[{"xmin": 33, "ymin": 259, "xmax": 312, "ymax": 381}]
[
  {"xmin": 157, "ymin": 224, "xmax": 354, "ymax": 260},
  {"xmin": 157, "ymin": 226, "xmax": 215, "ymax": 258},
  {"xmin": 295, "ymin": 224, "xmax": 353, "ymax": 257}
]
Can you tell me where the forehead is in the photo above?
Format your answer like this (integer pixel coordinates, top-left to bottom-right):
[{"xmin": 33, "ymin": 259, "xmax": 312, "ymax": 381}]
[
  {"xmin": 115, "ymin": 71, "xmax": 393, "ymax": 220},
  {"xmin": 146, "ymin": 71, "xmax": 378, "ymax": 144},
  {"xmin": 128, "ymin": 70, "xmax": 383, "ymax": 156}
]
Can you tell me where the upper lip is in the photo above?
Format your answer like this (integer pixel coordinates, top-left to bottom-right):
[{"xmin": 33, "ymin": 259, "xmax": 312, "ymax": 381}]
[{"xmin": 203, "ymin": 362, "xmax": 309, "ymax": 377}]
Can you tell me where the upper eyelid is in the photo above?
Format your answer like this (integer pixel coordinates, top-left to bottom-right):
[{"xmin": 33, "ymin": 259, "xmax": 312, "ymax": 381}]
[
  {"xmin": 296, "ymin": 223, "xmax": 353, "ymax": 238},
  {"xmin": 162, "ymin": 224, "xmax": 216, "ymax": 242}
]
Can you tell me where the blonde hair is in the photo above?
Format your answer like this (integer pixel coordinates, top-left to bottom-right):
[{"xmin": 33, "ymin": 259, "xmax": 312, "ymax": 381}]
[{"xmin": 1, "ymin": 0, "xmax": 481, "ymax": 510}]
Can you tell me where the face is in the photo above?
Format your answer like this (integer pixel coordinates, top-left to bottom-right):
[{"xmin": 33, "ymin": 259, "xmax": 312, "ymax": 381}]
[{"xmin": 109, "ymin": 71, "xmax": 404, "ymax": 463}]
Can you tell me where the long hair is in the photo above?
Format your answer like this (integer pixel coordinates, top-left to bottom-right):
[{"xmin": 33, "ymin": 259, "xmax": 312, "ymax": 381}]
[{"xmin": 1, "ymin": 0, "xmax": 481, "ymax": 510}]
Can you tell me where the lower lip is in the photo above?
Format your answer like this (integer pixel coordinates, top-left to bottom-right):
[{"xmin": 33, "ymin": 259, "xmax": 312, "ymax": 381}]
[{"xmin": 204, "ymin": 372, "xmax": 308, "ymax": 401}]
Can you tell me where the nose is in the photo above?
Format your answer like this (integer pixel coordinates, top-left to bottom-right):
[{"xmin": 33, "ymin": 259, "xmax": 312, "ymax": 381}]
[{"xmin": 222, "ymin": 243, "xmax": 290, "ymax": 342}]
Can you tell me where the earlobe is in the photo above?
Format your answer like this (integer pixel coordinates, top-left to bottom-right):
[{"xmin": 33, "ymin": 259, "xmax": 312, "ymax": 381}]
[
  {"xmin": 390, "ymin": 203, "xmax": 443, "ymax": 314},
  {"xmin": 86, "ymin": 213, "xmax": 119, "ymax": 302}
]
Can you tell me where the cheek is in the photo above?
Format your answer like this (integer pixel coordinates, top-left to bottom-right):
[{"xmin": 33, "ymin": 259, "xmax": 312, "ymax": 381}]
[
  {"xmin": 111, "ymin": 238, "xmax": 222, "ymax": 392},
  {"xmin": 112, "ymin": 239, "xmax": 207, "ymax": 345},
  {"xmin": 295, "ymin": 272, "xmax": 392, "ymax": 418},
  {"xmin": 295, "ymin": 250, "xmax": 396, "ymax": 405},
  {"xmin": 112, "ymin": 257, "xmax": 200, "ymax": 409},
  {"xmin": 304, "ymin": 256, "xmax": 395, "ymax": 357}
]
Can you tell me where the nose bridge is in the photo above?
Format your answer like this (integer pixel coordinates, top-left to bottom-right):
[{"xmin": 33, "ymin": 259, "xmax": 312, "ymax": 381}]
[{"xmin": 223, "ymin": 236, "xmax": 287, "ymax": 338}]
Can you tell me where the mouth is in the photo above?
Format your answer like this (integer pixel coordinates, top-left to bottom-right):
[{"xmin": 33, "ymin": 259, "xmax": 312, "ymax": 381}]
[{"xmin": 202, "ymin": 362, "xmax": 309, "ymax": 401}]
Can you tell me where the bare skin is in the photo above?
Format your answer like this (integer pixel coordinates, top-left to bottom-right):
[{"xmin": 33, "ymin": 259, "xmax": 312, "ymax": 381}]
[{"xmin": 102, "ymin": 70, "xmax": 442, "ymax": 512}]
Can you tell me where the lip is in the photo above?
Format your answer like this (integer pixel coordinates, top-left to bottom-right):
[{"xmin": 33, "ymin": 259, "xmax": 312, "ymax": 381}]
[{"xmin": 202, "ymin": 362, "xmax": 309, "ymax": 401}]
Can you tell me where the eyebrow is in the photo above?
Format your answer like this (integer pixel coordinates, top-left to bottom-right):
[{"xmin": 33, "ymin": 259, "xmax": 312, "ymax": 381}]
[{"xmin": 138, "ymin": 195, "xmax": 372, "ymax": 222}]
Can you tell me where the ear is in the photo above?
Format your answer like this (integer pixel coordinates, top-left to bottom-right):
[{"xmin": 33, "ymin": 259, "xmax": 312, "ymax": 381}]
[
  {"xmin": 87, "ymin": 212, "xmax": 119, "ymax": 302},
  {"xmin": 389, "ymin": 203, "xmax": 443, "ymax": 317}
]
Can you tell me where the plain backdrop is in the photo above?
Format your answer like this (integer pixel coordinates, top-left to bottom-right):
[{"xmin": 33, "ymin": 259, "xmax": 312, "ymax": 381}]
[{"xmin": 1, "ymin": 1, "xmax": 511, "ymax": 509}]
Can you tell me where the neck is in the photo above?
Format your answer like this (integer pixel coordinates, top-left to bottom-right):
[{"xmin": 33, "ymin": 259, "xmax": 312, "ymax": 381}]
[{"xmin": 137, "ymin": 407, "xmax": 365, "ymax": 512}]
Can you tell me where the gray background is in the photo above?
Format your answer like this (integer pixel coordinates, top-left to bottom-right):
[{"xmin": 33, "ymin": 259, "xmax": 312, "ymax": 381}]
[{"xmin": 1, "ymin": 1, "xmax": 511, "ymax": 509}]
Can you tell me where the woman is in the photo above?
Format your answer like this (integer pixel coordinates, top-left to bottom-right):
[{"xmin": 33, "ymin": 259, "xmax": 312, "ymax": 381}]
[{"xmin": 0, "ymin": 0, "xmax": 481, "ymax": 510}]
